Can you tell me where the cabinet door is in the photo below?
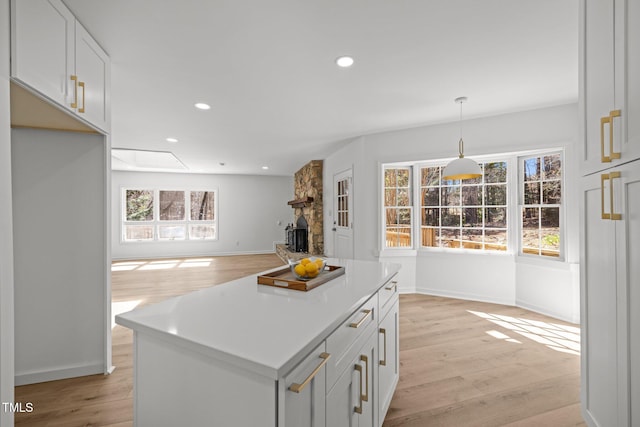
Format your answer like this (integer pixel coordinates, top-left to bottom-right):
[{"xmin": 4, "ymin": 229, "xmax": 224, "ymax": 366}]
[
  {"xmin": 327, "ymin": 331, "xmax": 377, "ymax": 427},
  {"xmin": 615, "ymin": 161, "xmax": 640, "ymax": 426},
  {"xmin": 75, "ymin": 22, "xmax": 110, "ymax": 132},
  {"xmin": 617, "ymin": 0, "xmax": 640, "ymax": 165},
  {"xmin": 378, "ymin": 298, "xmax": 399, "ymax": 426},
  {"xmin": 580, "ymin": 171, "xmax": 619, "ymax": 426},
  {"xmin": 581, "ymin": 0, "xmax": 616, "ymax": 175},
  {"xmin": 282, "ymin": 343, "xmax": 328, "ymax": 427},
  {"xmin": 10, "ymin": 0, "xmax": 75, "ymax": 107}
]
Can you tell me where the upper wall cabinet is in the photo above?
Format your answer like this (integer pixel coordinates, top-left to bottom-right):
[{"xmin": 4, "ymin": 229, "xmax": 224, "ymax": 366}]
[
  {"xmin": 581, "ymin": 0, "xmax": 640, "ymax": 175},
  {"xmin": 10, "ymin": 0, "xmax": 110, "ymax": 133}
]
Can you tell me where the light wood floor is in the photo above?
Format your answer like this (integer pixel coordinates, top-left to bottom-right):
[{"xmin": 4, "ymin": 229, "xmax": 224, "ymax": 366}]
[{"xmin": 15, "ymin": 254, "xmax": 585, "ymax": 427}]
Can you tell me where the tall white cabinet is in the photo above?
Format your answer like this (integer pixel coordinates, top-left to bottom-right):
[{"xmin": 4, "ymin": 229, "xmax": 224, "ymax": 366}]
[
  {"xmin": 580, "ymin": 0, "xmax": 640, "ymax": 425},
  {"xmin": 9, "ymin": 0, "xmax": 112, "ymax": 386}
]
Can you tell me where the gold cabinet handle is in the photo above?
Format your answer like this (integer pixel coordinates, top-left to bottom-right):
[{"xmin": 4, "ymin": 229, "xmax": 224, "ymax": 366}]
[
  {"xmin": 360, "ymin": 355, "xmax": 369, "ymax": 402},
  {"xmin": 609, "ymin": 171, "xmax": 622, "ymax": 220},
  {"xmin": 601, "ymin": 173, "xmax": 610, "ymax": 220},
  {"xmin": 288, "ymin": 352, "xmax": 331, "ymax": 393},
  {"xmin": 354, "ymin": 364, "xmax": 363, "ymax": 414},
  {"xmin": 78, "ymin": 81, "xmax": 86, "ymax": 113},
  {"xmin": 601, "ymin": 110, "xmax": 622, "ymax": 163},
  {"xmin": 70, "ymin": 75, "xmax": 78, "ymax": 108},
  {"xmin": 385, "ymin": 280, "xmax": 398, "ymax": 291},
  {"xmin": 601, "ymin": 172, "xmax": 622, "ymax": 221},
  {"xmin": 349, "ymin": 309, "xmax": 372, "ymax": 328},
  {"xmin": 379, "ymin": 328, "xmax": 387, "ymax": 366},
  {"xmin": 609, "ymin": 110, "xmax": 621, "ymax": 161}
]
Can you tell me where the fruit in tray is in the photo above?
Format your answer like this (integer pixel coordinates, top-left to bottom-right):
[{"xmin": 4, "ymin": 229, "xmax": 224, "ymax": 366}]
[{"xmin": 290, "ymin": 257, "xmax": 327, "ymax": 280}]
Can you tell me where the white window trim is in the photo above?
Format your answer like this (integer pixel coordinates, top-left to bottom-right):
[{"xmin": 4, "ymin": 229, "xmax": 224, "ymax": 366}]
[
  {"xmin": 381, "ymin": 165, "xmax": 414, "ymax": 250},
  {"xmin": 121, "ymin": 187, "xmax": 218, "ymax": 243},
  {"xmin": 516, "ymin": 150, "xmax": 565, "ymax": 262},
  {"xmin": 380, "ymin": 149, "xmax": 567, "ymax": 263},
  {"xmin": 414, "ymin": 155, "xmax": 511, "ymax": 254}
]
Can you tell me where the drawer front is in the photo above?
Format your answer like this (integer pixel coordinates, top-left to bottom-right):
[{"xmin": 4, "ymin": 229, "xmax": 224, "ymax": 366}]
[
  {"xmin": 326, "ymin": 295, "xmax": 377, "ymax": 391},
  {"xmin": 378, "ymin": 276, "xmax": 399, "ymax": 320}
]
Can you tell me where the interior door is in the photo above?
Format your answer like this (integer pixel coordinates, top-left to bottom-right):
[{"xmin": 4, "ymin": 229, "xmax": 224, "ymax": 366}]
[{"xmin": 333, "ymin": 169, "xmax": 353, "ymax": 259}]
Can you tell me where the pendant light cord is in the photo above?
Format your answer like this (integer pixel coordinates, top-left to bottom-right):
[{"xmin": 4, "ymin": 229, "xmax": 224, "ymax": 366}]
[{"xmin": 458, "ymin": 98, "xmax": 465, "ymax": 158}]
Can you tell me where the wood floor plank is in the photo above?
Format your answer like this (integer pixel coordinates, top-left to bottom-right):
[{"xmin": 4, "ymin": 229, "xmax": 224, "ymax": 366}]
[{"xmin": 14, "ymin": 256, "xmax": 585, "ymax": 426}]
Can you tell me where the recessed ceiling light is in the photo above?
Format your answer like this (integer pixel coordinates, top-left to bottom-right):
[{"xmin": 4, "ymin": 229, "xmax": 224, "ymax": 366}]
[
  {"xmin": 166, "ymin": 137, "xmax": 178, "ymax": 143},
  {"xmin": 262, "ymin": 166, "xmax": 269, "ymax": 170},
  {"xmin": 195, "ymin": 103, "xmax": 211, "ymax": 110},
  {"xmin": 336, "ymin": 56, "xmax": 354, "ymax": 68}
]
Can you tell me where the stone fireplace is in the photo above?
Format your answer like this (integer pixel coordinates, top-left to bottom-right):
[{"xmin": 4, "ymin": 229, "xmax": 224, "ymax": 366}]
[{"xmin": 289, "ymin": 160, "xmax": 323, "ymax": 255}]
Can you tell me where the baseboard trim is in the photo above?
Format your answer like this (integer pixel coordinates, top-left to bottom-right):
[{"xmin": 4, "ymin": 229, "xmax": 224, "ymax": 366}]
[
  {"xmin": 112, "ymin": 250, "xmax": 277, "ymax": 262},
  {"xmin": 414, "ymin": 286, "xmax": 515, "ymax": 307},
  {"xmin": 516, "ymin": 299, "xmax": 579, "ymax": 324},
  {"xmin": 15, "ymin": 363, "xmax": 104, "ymax": 386},
  {"xmin": 406, "ymin": 287, "xmax": 576, "ymax": 323}
]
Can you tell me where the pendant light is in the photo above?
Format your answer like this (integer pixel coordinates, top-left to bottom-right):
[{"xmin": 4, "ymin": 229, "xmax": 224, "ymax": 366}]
[{"xmin": 442, "ymin": 96, "xmax": 482, "ymax": 180}]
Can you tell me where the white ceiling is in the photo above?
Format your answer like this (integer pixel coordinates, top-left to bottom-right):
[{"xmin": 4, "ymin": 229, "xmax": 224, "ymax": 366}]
[{"xmin": 63, "ymin": 0, "xmax": 578, "ymax": 176}]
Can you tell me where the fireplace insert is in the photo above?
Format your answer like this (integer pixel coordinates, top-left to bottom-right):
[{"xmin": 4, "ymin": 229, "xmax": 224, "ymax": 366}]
[{"xmin": 286, "ymin": 215, "xmax": 308, "ymax": 252}]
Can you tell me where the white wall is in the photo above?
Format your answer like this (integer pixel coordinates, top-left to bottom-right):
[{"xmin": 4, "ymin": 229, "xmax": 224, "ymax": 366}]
[
  {"xmin": 12, "ymin": 128, "xmax": 107, "ymax": 385},
  {"xmin": 112, "ymin": 171, "xmax": 294, "ymax": 260},
  {"xmin": 0, "ymin": 0, "xmax": 14, "ymax": 422},
  {"xmin": 324, "ymin": 103, "xmax": 580, "ymax": 322}
]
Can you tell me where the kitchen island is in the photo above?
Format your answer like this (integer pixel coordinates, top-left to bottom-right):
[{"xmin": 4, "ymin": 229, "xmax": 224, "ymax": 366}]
[{"xmin": 116, "ymin": 258, "xmax": 400, "ymax": 427}]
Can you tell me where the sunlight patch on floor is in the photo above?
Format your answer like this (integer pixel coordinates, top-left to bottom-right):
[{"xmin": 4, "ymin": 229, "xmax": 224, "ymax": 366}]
[
  {"xmin": 112, "ymin": 258, "xmax": 214, "ymax": 271},
  {"xmin": 111, "ymin": 261, "xmax": 146, "ymax": 271},
  {"xmin": 468, "ymin": 310, "xmax": 580, "ymax": 355}
]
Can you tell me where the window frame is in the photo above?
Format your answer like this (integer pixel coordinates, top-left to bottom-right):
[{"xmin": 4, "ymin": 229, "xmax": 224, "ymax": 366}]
[
  {"xmin": 121, "ymin": 187, "xmax": 218, "ymax": 243},
  {"xmin": 381, "ymin": 165, "xmax": 414, "ymax": 250},
  {"xmin": 380, "ymin": 149, "xmax": 566, "ymax": 262},
  {"xmin": 415, "ymin": 156, "xmax": 510, "ymax": 254},
  {"xmin": 517, "ymin": 151, "xmax": 565, "ymax": 261}
]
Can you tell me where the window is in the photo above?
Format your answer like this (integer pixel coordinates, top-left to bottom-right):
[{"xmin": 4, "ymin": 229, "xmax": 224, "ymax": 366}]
[
  {"xmin": 124, "ymin": 190, "xmax": 154, "ymax": 241},
  {"xmin": 189, "ymin": 191, "xmax": 216, "ymax": 239},
  {"xmin": 159, "ymin": 190, "xmax": 186, "ymax": 240},
  {"xmin": 336, "ymin": 178, "xmax": 349, "ymax": 228},
  {"xmin": 520, "ymin": 153, "xmax": 562, "ymax": 258},
  {"xmin": 122, "ymin": 189, "xmax": 217, "ymax": 242},
  {"xmin": 384, "ymin": 167, "xmax": 412, "ymax": 248},
  {"xmin": 419, "ymin": 161, "xmax": 508, "ymax": 251}
]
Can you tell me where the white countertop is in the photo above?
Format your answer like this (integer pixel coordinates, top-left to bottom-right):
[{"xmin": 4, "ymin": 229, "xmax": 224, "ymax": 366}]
[{"xmin": 116, "ymin": 258, "xmax": 400, "ymax": 379}]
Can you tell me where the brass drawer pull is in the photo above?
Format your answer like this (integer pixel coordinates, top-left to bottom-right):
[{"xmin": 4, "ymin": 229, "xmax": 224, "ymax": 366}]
[
  {"xmin": 385, "ymin": 280, "xmax": 398, "ymax": 291},
  {"xmin": 354, "ymin": 364, "xmax": 363, "ymax": 414},
  {"xmin": 78, "ymin": 81, "xmax": 86, "ymax": 113},
  {"xmin": 601, "ymin": 173, "xmax": 610, "ymax": 219},
  {"xmin": 601, "ymin": 172, "xmax": 622, "ymax": 221},
  {"xmin": 349, "ymin": 309, "xmax": 372, "ymax": 328},
  {"xmin": 70, "ymin": 75, "xmax": 78, "ymax": 108},
  {"xmin": 379, "ymin": 328, "xmax": 387, "ymax": 366},
  {"xmin": 600, "ymin": 110, "xmax": 622, "ymax": 163},
  {"xmin": 609, "ymin": 171, "xmax": 622, "ymax": 220},
  {"xmin": 288, "ymin": 352, "xmax": 331, "ymax": 393},
  {"xmin": 360, "ymin": 355, "xmax": 369, "ymax": 402}
]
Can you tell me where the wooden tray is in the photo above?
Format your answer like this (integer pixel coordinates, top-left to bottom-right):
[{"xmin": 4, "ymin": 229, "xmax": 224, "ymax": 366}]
[{"xmin": 257, "ymin": 265, "xmax": 345, "ymax": 291}]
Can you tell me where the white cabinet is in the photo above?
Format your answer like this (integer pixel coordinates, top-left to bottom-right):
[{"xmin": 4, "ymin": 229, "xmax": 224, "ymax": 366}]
[
  {"xmin": 9, "ymin": 0, "xmax": 73, "ymax": 108},
  {"xmin": 378, "ymin": 299, "xmax": 399, "ymax": 424},
  {"xmin": 73, "ymin": 22, "xmax": 110, "ymax": 131},
  {"xmin": 580, "ymin": 0, "xmax": 640, "ymax": 425},
  {"xmin": 580, "ymin": 160, "xmax": 640, "ymax": 426},
  {"xmin": 326, "ymin": 329, "xmax": 377, "ymax": 427},
  {"xmin": 281, "ymin": 343, "xmax": 329, "ymax": 427},
  {"xmin": 581, "ymin": 0, "xmax": 640, "ymax": 175},
  {"xmin": 11, "ymin": 0, "xmax": 110, "ymax": 132}
]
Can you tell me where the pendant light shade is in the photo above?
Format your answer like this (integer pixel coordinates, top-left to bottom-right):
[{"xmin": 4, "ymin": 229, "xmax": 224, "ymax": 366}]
[{"xmin": 442, "ymin": 97, "xmax": 482, "ymax": 181}]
